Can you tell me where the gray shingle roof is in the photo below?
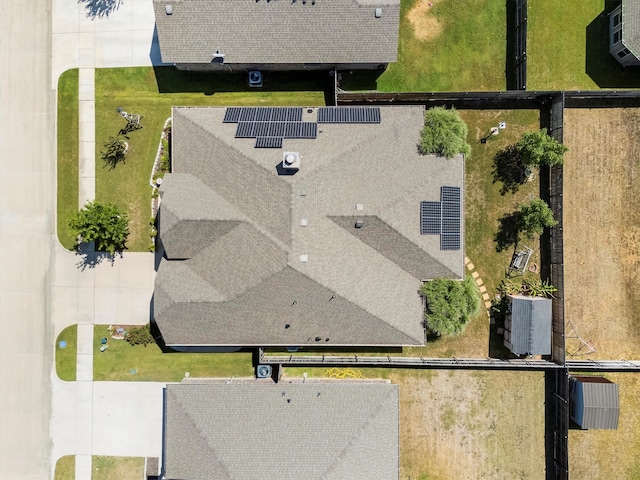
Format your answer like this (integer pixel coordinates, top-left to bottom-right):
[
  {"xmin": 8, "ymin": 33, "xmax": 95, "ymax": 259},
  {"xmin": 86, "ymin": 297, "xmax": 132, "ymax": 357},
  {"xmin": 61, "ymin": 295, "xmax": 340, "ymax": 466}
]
[
  {"xmin": 507, "ymin": 295, "xmax": 552, "ymax": 355},
  {"xmin": 154, "ymin": 106, "xmax": 465, "ymax": 347},
  {"xmin": 153, "ymin": 0, "xmax": 400, "ymax": 65},
  {"xmin": 623, "ymin": 0, "xmax": 640, "ymax": 58},
  {"xmin": 570, "ymin": 376, "xmax": 620, "ymax": 430},
  {"xmin": 163, "ymin": 383, "xmax": 399, "ymax": 480}
]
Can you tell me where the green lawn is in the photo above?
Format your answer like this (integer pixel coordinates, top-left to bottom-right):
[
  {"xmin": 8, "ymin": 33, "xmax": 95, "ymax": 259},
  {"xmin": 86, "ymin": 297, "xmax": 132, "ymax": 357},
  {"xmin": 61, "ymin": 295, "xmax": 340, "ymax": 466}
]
[
  {"xmin": 342, "ymin": 0, "xmax": 507, "ymax": 92},
  {"xmin": 55, "ymin": 455, "xmax": 75, "ymax": 480},
  {"xmin": 527, "ymin": 0, "xmax": 640, "ymax": 90},
  {"xmin": 93, "ymin": 456, "xmax": 144, "ymax": 480},
  {"xmin": 56, "ymin": 325, "xmax": 77, "ymax": 381},
  {"xmin": 57, "ymin": 69, "xmax": 79, "ymax": 250},
  {"xmin": 93, "ymin": 325, "xmax": 254, "ymax": 381},
  {"xmin": 94, "ymin": 67, "xmax": 326, "ymax": 251}
]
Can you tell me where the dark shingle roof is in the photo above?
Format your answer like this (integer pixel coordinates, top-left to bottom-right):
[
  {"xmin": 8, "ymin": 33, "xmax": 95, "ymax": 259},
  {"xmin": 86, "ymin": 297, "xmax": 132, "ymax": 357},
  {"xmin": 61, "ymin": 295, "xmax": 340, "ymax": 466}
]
[
  {"xmin": 153, "ymin": 0, "xmax": 400, "ymax": 65},
  {"xmin": 570, "ymin": 376, "xmax": 620, "ymax": 430},
  {"xmin": 508, "ymin": 295, "xmax": 552, "ymax": 355},
  {"xmin": 623, "ymin": 0, "xmax": 640, "ymax": 58},
  {"xmin": 163, "ymin": 383, "xmax": 399, "ymax": 480},
  {"xmin": 154, "ymin": 106, "xmax": 465, "ymax": 347}
]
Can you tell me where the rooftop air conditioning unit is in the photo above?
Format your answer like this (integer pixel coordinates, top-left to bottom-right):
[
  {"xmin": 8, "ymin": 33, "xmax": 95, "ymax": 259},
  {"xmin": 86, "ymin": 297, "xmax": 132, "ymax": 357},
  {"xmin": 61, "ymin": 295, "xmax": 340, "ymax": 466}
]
[
  {"xmin": 282, "ymin": 152, "xmax": 301, "ymax": 170},
  {"xmin": 256, "ymin": 365, "xmax": 272, "ymax": 378}
]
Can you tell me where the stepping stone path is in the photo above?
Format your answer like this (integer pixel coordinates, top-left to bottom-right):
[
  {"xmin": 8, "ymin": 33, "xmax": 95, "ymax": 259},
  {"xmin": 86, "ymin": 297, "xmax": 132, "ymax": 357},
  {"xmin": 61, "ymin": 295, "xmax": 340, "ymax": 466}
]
[{"xmin": 465, "ymin": 257, "xmax": 493, "ymax": 316}]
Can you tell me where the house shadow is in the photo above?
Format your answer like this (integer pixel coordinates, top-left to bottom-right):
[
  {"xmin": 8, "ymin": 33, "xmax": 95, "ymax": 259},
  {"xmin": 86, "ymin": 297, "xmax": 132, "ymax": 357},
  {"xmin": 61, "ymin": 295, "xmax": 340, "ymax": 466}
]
[
  {"xmin": 585, "ymin": 3, "xmax": 640, "ymax": 88},
  {"xmin": 78, "ymin": 0, "xmax": 122, "ymax": 19},
  {"xmin": 152, "ymin": 66, "xmax": 335, "ymax": 102},
  {"xmin": 337, "ymin": 69, "xmax": 385, "ymax": 91}
]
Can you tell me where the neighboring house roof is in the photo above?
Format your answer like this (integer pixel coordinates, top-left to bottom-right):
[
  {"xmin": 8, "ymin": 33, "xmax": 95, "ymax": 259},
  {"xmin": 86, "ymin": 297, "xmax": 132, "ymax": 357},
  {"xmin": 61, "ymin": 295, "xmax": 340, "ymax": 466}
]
[
  {"xmin": 152, "ymin": 0, "xmax": 400, "ymax": 65},
  {"xmin": 623, "ymin": 0, "xmax": 640, "ymax": 58},
  {"xmin": 570, "ymin": 376, "xmax": 620, "ymax": 430},
  {"xmin": 163, "ymin": 382, "xmax": 399, "ymax": 480},
  {"xmin": 154, "ymin": 106, "xmax": 465, "ymax": 347},
  {"xmin": 507, "ymin": 295, "xmax": 552, "ymax": 355}
]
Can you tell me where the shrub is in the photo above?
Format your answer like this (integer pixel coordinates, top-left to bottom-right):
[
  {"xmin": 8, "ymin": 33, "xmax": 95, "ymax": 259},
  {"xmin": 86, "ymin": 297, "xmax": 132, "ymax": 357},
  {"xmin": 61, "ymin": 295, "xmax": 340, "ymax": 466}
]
[
  {"xmin": 420, "ymin": 276, "xmax": 481, "ymax": 337},
  {"xmin": 125, "ymin": 324, "xmax": 154, "ymax": 347},
  {"xmin": 419, "ymin": 107, "xmax": 471, "ymax": 158}
]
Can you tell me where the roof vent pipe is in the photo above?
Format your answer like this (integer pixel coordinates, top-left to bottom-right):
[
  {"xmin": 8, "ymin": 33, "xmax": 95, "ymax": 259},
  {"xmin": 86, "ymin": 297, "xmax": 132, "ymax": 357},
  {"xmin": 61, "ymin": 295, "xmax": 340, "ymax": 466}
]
[
  {"xmin": 375, "ymin": 8, "xmax": 382, "ymax": 18},
  {"xmin": 165, "ymin": 4, "xmax": 173, "ymax": 14}
]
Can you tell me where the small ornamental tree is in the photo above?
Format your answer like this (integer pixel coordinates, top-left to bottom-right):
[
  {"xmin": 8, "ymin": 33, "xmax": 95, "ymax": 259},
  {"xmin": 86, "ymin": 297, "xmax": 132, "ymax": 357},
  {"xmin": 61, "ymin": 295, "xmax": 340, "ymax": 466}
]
[
  {"xmin": 420, "ymin": 276, "xmax": 481, "ymax": 337},
  {"xmin": 68, "ymin": 201, "xmax": 129, "ymax": 254},
  {"xmin": 419, "ymin": 106, "xmax": 471, "ymax": 158},
  {"xmin": 516, "ymin": 129, "xmax": 567, "ymax": 167},
  {"xmin": 125, "ymin": 324, "xmax": 154, "ymax": 347},
  {"xmin": 102, "ymin": 136, "xmax": 127, "ymax": 169},
  {"xmin": 516, "ymin": 198, "xmax": 558, "ymax": 238}
]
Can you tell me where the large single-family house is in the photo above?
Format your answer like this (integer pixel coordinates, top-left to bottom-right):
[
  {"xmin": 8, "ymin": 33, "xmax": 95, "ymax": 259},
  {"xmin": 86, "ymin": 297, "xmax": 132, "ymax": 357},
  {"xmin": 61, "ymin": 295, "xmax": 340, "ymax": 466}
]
[
  {"xmin": 162, "ymin": 382, "xmax": 399, "ymax": 479},
  {"xmin": 153, "ymin": 105, "xmax": 465, "ymax": 348},
  {"xmin": 609, "ymin": 0, "xmax": 640, "ymax": 66},
  {"xmin": 569, "ymin": 375, "xmax": 620, "ymax": 430},
  {"xmin": 152, "ymin": 0, "xmax": 400, "ymax": 72}
]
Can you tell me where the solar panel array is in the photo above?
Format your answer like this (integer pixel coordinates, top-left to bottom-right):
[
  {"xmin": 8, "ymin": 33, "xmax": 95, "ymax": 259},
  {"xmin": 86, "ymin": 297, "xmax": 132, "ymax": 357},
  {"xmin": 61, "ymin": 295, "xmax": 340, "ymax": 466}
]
[
  {"xmin": 420, "ymin": 186, "xmax": 462, "ymax": 251},
  {"xmin": 224, "ymin": 107, "xmax": 314, "ymax": 148},
  {"xmin": 317, "ymin": 107, "xmax": 381, "ymax": 124}
]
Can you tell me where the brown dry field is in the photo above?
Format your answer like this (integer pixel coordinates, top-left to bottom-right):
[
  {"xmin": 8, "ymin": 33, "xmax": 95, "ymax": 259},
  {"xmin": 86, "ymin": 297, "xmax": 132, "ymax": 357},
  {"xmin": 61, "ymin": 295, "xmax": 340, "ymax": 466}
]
[
  {"xmin": 285, "ymin": 368, "xmax": 545, "ymax": 479},
  {"xmin": 562, "ymin": 108, "xmax": 640, "ymax": 360},
  {"xmin": 568, "ymin": 373, "xmax": 640, "ymax": 479}
]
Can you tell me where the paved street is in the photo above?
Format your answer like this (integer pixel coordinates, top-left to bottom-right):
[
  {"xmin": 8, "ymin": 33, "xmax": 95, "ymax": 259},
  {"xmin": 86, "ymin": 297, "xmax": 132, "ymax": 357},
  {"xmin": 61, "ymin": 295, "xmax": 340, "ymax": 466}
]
[{"xmin": 0, "ymin": 1, "xmax": 55, "ymax": 478}]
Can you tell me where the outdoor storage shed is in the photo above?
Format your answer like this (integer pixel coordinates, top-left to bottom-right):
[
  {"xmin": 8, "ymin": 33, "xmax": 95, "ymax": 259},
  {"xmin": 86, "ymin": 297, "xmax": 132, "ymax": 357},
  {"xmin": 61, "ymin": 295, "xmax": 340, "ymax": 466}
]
[
  {"xmin": 503, "ymin": 295, "xmax": 552, "ymax": 356},
  {"xmin": 570, "ymin": 375, "xmax": 620, "ymax": 430}
]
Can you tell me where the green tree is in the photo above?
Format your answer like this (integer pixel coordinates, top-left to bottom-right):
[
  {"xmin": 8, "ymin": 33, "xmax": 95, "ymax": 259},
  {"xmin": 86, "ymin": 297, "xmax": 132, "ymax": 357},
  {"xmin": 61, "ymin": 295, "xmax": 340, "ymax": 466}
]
[
  {"xmin": 125, "ymin": 324, "xmax": 154, "ymax": 347},
  {"xmin": 516, "ymin": 198, "xmax": 557, "ymax": 238},
  {"xmin": 68, "ymin": 201, "xmax": 129, "ymax": 254},
  {"xmin": 101, "ymin": 136, "xmax": 127, "ymax": 169},
  {"xmin": 419, "ymin": 106, "xmax": 471, "ymax": 158},
  {"xmin": 516, "ymin": 129, "xmax": 567, "ymax": 167},
  {"xmin": 420, "ymin": 276, "xmax": 481, "ymax": 337}
]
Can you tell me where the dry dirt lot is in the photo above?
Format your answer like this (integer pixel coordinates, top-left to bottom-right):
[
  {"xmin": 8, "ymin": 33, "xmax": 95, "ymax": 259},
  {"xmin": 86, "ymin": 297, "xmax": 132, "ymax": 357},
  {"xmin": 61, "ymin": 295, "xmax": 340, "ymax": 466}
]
[
  {"xmin": 562, "ymin": 108, "xmax": 640, "ymax": 360},
  {"xmin": 285, "ymin": 368, "xmax": 546, "ymax": 480}
]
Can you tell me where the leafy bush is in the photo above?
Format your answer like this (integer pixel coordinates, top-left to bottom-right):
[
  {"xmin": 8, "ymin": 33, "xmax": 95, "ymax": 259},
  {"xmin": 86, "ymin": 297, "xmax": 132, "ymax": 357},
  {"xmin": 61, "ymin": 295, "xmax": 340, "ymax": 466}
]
[
  {"xmin": 420, "ymin": 276, "xmax": 481, "ymax": 337},
  {"xmin": 516, "ymin": 129, "xmax": 567, "ymax": 167},
  {"xmin": 125, "ymin": 324, "xmax": 154, "ymax": 347},
  {"xmin": 68, "ymin": 201, "xmax": 129, "ymax": 254},
  {"xmin": 419, "ymin": 107, "xmax": 471, "ymax": 158}
]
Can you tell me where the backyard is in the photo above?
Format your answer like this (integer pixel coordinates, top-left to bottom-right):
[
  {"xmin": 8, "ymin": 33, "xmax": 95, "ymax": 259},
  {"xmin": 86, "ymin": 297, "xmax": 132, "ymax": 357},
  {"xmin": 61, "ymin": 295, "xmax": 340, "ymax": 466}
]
[
  {"xmin": 285, "ymin": 367, "xmax": 546, "ymax": 480},
  {"xmin": 562, "ymin": 108, "xmax": 640, "ymax": 361},
  {"xmin": 527, "ymin": 0, "xmax": 640, "ymax": 90},
  {"xmin": 342, "ymin": 0, "xmax": 507, "ymax": 92}
]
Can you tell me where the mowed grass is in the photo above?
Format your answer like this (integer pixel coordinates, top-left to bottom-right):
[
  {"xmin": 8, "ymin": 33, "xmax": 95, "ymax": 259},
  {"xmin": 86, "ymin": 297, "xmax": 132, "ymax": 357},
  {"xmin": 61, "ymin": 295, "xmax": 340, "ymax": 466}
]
[
  {"xmin": 93, "ymin": 325, "xmax": 254, "ymax": 381},
  {"xmin": 92, "ymin": 456, "xmax": 144, "ymax": 480},
  {"xmin": 569, "ymin": 373, "xmax": 640, "ymax": 479},
  {"xmin": 95, "ymin": 67, "xmax": 326, "ymax": 251},
  {"xmin": 284, "ymin": 368, "xmax": 545, "ymax": 480},
  {"xmin": 56, "ymin": 325, "xmax": 77, "ymax": 381},
  {"xmin": 527, "ymin": 0, "xmax": 640, "ymax": 90},
  {"xmin": 54, "ymin": 455, "xmax": 75, "ymax": 480},
  {"xmin": 378, "ymin": 0, "xmax": 506, "ymax": 91},
  {"xmin": 57, "ymin": 69, "xmax": 79, "ymax": 250}
]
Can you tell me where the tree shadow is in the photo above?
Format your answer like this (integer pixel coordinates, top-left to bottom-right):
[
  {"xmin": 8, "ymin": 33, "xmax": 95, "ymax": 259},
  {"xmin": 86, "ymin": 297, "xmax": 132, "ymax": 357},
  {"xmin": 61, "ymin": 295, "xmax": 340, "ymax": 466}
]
[
  {"xmin": 78, "ymin": 0, "xmax": 122, "ymax": 20},
  {"xmin": 492, "ymin": 145, "xmax": 526, "ymax": 195},
  {"xmin": 585, "ymin": 2, "xmax": 640, "ymax": 88},
  {"xmin": 494, "ymin": 211, "xmax": 521, "ymax": 252},
  {"xmin": 74, "ymin": 248, "xmax": 121, "ymax": 271}
]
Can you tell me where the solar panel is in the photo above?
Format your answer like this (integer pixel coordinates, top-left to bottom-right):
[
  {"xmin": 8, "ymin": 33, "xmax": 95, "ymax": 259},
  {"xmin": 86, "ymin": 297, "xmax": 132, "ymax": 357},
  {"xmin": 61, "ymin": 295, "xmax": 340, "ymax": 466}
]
[
  {"xmin": 317, "ymin": 107, "xmax": 382, "ymax": 124},
  {"xmin": 441, "ymin": 234, "xmax": 461, "ymax": 251},
  {"xmin": 223, "ymin": 107, "xmax": 242, "ymax": 123},
  {"xmin": 421, "ymin": 201, "xmax": 441, "ymax": 217},
  {"xmin": 255, "ymin": 108, "xmax": 273, "ymax": 122},
  {"xmin": 300, "ymin": 122, "xmax": 317, "ymax": 139},
  {"xmin": 441, "ymin": 202, "xmax": 460, "ymax": 218},
  {"xmin": 441, "ymin": 218, "xmax": 460, "ymax": 235},
  {"xmin": 283, "ymin": 122, "xmax": 301, "ymax": 138},
  {"xmin": 254, "ymin": 122, "xmax": 271, "ymax": 137},
  {"xmin": 235, "ymin": 122, "xmax": 255, "ymax": 138},
  {"xmin": 238, "ymin": 107, "xmax": 257, "ymax": 122},
  {"xmin": 441, "ymin": 186, "xmax": 461, "ymax": 203},
  {"xmin": 420, "ymin": 201, "xmax": 441, "ymax": 235},
  {"xmin": 268, "ymin": 122, "xmax": 286, "ymax": 137},
  {"xmin": 255, "ymin": 137, "xmax": 283, "ymax": 148}
]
